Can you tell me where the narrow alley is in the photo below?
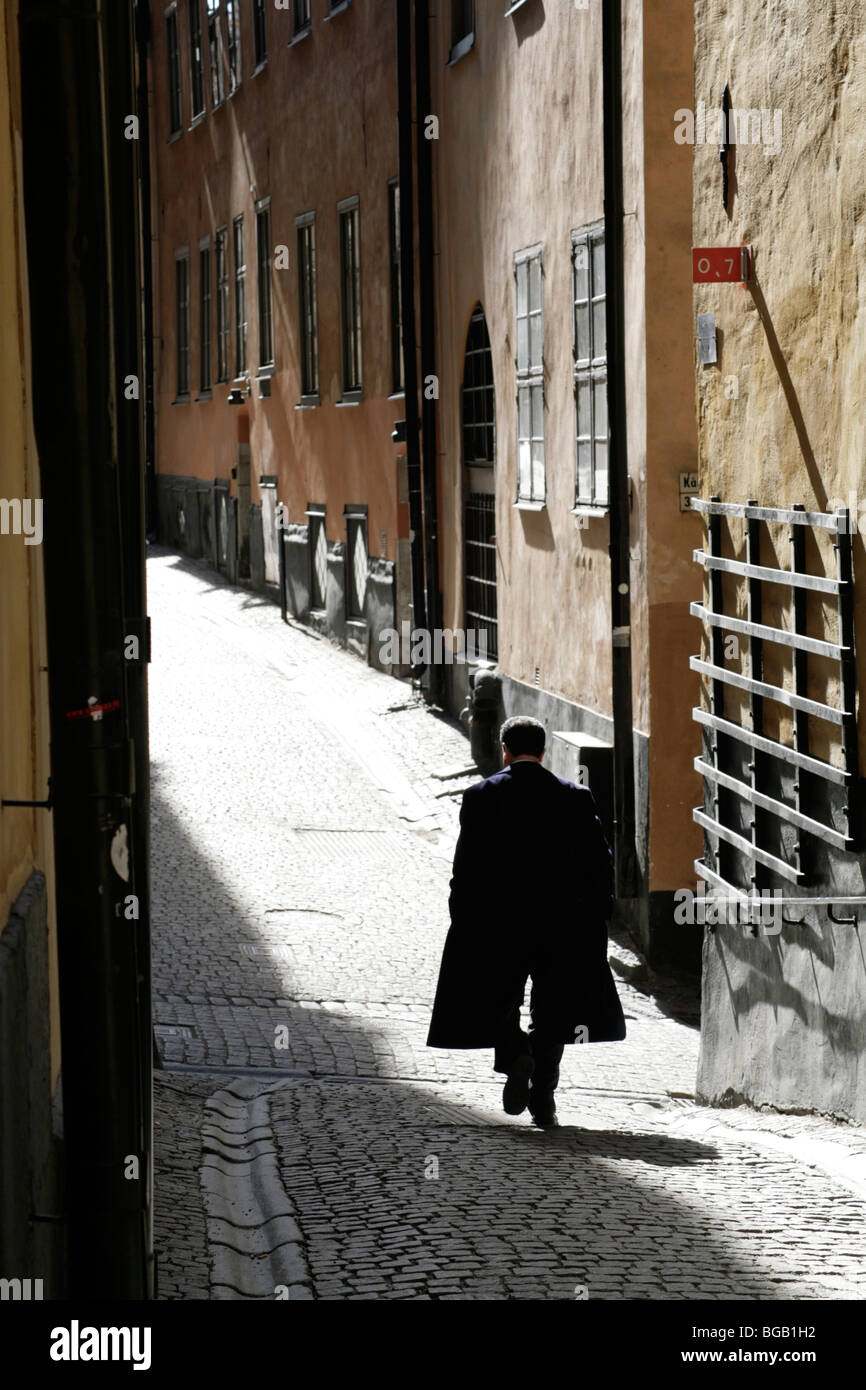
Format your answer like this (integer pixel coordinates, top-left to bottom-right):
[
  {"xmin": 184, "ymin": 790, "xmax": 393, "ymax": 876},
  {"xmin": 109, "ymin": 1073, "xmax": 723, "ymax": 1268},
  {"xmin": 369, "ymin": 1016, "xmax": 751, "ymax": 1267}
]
[{"xmin": 149, "ymin": 549, "xmax": 866, "ymax": 1302}]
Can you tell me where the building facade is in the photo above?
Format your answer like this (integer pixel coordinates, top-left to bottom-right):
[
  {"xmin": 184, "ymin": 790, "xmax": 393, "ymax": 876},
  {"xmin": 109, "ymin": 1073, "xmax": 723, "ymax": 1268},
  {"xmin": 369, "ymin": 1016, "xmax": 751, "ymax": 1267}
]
[
  {"xmin": 691, "ymin": 0, "xmax": 866, "ymax": 1123},
  {"xmin": 150, "ymin": 0, "xmax": 411, "ymax": 668},
  {"xmin": 0, "ymin": 0, "xmax": 63, "ymax": 1296}
]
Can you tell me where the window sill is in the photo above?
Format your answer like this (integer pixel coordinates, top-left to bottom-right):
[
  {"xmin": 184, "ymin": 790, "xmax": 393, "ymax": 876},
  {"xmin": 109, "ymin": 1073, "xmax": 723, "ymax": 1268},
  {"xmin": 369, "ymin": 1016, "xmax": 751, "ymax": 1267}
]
[
  {"xmin": 447, "ymin": 32, "xmax": 475, "ymax": 66},
  {"xmin": 346, "ymin": 616, "xmax": 368, "ymax": 632},
  {"xmin": 188, "ymin": 111, "xmax": 206, "ymax": 131},
  {"xmin": 324, "ymin": 0, "xmax": 351, "ymax": 19},
  {"xmin": 172, "ymin": 394, "xmax": 191, "ymax": 405},
  {"xmin": 168, "ymin": 129, "xmax": 183, "ymax": 144},
  {"xmin": 296, "ymin": 395, "xmax": 321, "ymax": 409},
  {"xmin": 228, "ymin": 83, "xmax": 242, "ymax": 100},
  {"xmin": 513, "ymin": 498, "xmax": 545, "ymax": 512},
  {"xmin": 336, "ymin": 393, "xmax": 363, "ymax": 406},
  {"xmin": 251, "ymin": 60, "xmax": 268, "ymax": 79},
  {"xmin": 387, "ymin": 390, "xmax": 405, "ymax": 401},
  {"xmin": 504, "ymin": 0, "xmax": 531, "ymax": 13},
  {"xmin": 288, "ymin": 25, "xmax": 312, "ymax": 46},
  {"xmin": 572, "ymin": 504, "xmax": 609, "ymax": 519},
  {"xmin": 195, "ymin": 391, "xmax": 213, "ymax": 402}
]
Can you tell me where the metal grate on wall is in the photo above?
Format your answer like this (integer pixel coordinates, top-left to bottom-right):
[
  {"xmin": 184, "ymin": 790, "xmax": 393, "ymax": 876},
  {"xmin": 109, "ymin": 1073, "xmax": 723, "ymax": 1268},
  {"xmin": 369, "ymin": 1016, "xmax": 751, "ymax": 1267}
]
[
  {"xmin": 465, "ymin": 491, "xmax": 498, "ymax": 660},
  {"xmin": 690, "ymin": 496, "xmax": 859, "ymax": 897}
]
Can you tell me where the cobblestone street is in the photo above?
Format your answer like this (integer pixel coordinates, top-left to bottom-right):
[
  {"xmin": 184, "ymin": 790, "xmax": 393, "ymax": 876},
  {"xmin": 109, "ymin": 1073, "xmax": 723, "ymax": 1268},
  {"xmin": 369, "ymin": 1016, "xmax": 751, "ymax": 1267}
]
[{"xmin": 149, "ymin": 547, "xmax": 866, "ymax": 1301}]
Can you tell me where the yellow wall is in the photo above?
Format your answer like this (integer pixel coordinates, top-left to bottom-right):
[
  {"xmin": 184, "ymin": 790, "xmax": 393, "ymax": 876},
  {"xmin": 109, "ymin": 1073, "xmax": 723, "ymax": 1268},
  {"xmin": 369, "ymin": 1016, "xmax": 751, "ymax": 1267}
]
[{"xmin": 0, "ymin": 0, "xmax": 60, "ymax": 1086}]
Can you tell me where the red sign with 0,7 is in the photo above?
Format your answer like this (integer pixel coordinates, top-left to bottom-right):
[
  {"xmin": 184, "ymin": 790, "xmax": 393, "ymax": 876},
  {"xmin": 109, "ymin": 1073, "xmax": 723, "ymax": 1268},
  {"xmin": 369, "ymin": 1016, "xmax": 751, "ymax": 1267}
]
[{"xmin": 692, "ymin": 247, "xmax": 751, "ymax": 283}]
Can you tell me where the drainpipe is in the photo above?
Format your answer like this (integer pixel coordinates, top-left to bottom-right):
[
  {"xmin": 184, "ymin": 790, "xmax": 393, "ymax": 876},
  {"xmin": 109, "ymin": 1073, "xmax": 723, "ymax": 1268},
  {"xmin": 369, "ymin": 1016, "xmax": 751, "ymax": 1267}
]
[
  {"xmin": 602, "ymin": 0, "xmax": 638, "ymax": 898},
  {"xmin": 19, "ymin": 0, "xmax": 152, "ymax": 1297},
  {"xmin": 395, "ymin": 0, "xmax": 429, "ymax": 660},
  {"xmin": 413, "ymin": 0, "xmax": 443, "ymax": 704}
]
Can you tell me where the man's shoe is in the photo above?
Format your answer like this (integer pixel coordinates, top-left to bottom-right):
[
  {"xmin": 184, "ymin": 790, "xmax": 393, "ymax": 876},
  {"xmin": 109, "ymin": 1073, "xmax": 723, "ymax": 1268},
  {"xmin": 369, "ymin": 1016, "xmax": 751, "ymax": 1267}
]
[
  {"xmin": 528, "ymin": 1090, "xmax": 558, "ymax": 1128},
  {"xmin": 502, "ymin": 1053, "xmax": 535, "ymax": 1115}
]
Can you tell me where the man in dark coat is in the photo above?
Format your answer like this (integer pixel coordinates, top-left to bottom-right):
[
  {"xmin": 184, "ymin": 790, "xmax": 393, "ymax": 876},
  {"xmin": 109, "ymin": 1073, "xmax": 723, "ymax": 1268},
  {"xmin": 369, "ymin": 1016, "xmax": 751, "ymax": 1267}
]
[{"xmin": 426, "ymin": 714, "xmax": 626, "ymax": 1127}]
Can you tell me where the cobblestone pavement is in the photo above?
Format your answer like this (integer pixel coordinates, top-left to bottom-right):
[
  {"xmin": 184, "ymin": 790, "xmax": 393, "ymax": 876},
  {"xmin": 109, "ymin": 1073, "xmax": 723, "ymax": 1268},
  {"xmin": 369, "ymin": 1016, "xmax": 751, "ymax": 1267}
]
[{"xmin": 149, "ymin": 546, "xmax": 866, "ymax": 1301}]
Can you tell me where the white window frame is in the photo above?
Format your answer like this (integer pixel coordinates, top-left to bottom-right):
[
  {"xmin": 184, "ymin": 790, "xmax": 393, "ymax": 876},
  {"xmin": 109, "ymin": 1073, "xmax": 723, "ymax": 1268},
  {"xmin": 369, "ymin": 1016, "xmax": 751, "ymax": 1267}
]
[
  {"xmin": 572, "ymin": 222, "xmax": 609, "ymax": 510},
  {"xmin": 514, "ymin": 245, "xmax": 545, "ymax": 507}
]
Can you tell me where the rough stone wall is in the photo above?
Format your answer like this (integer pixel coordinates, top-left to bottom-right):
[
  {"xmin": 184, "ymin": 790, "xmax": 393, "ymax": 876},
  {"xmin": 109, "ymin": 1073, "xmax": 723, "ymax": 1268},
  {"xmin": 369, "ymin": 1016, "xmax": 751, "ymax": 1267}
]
[{"xmin": 693, "ymin": 1, "xmax": 866, "ymax": 1119}]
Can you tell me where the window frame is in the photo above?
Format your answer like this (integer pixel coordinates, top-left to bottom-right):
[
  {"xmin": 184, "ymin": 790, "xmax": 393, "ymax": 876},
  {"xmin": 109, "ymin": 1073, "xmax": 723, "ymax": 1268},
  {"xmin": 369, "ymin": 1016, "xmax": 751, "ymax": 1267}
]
[
  {"xmin": 255, "ymin": 198, "xmax": 274, "ymax": 371},
  {"xmin": 206, "ymin": 0, "xmax": 225, "ymax": 108},
  {"xmin": 165, "ymin": 4, "xmax": 182, "ymax": 137},
  {"xmin": 252, "ymin": 0, "xmax": 267, "ymax": 68},
  {"xmin": 388, "ymin": 179, "xmax": 404, "ymax": 396},
  {"xmin": 215, "ymin": 225, "xmax": 230, "ymax": 383},
  {"xmin": 292, "ymin": 0, "xmax": 312, "ymax": 38},
  {"xmin": 188, "ymin": 0, "xmax": 206, "ymax": 120},
  {"xmin": 225, "ymin": 0, "xmax": 242, "ymax": 94},
  {"xmin": 306, "ymin": 504, "xmax": 327, "ymax": 612},
  {"xmin": 174, "ymin": 245, "xmax": 191, "ymax": 400},
  {"xmin": 572, "ymin": 222, "xmax": 609, "ymax": 511},
  {"xmin": 296, "ymin": 211, "xmax": 319, "ymax": 404},
  {"xmin": 338, "ymin": 195, "xmax": 362, "ymax": 400},
  {"xmin": 233, "ymin": 213, "xmax": 247, "ymax": 379},
  {"xmin": 448, "ymin": 0, "xmax": 475, "ymax": 64},
  {"xmin": 198, "ymin": 236, "xmax": 212, "ymax": 395},
  {"xmin": 462, "ymin": 304, "xmax": 495, "ymax": 467},
  {"xmin": 514, "ymin": 245, "xmax": 545, "ymax": 507}
]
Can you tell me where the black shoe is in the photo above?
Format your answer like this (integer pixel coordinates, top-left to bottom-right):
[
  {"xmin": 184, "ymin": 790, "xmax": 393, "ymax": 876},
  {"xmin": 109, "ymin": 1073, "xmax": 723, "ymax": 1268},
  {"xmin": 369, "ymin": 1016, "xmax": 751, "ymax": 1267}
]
[
  {"xmin": 528, "ymin": 1090, "xmax": 558, "ymax": 1127},
  {"xmin": 502, "ymin": 1053, "xmax": 535, "ymax": 1115}
]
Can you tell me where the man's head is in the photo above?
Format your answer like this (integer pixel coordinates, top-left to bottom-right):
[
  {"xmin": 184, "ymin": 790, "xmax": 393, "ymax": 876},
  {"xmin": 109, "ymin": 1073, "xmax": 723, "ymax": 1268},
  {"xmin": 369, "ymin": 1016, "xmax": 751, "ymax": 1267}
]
[{"xmin": 500, "ymin": 715, "xmax": 546, "ymax": 764}]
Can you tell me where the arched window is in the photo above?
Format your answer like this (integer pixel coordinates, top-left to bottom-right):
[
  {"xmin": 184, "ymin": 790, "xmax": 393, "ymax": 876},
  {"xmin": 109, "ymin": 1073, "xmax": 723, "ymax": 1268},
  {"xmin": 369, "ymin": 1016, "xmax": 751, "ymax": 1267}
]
[{"xmin": 462, "ymin": 305, "xmax": 495, "ymax": 467}]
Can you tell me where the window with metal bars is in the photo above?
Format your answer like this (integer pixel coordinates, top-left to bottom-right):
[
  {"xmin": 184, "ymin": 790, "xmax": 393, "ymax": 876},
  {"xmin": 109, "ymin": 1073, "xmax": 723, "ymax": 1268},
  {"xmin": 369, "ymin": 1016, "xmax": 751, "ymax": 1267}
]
[
  {"xmin": 296, "ymin": 214, "xmax": 319, "ymax": 398},
  {"xmin": 338, "ymin": 197, "xmax": 362, "ymax": 396},
  {"xmin": 345, "ymin": 510, "xmax": 368, "ymax": 621},
  {"xmin": 199, "ymin": 239, "xmax": 211, "ymax": 393},
  {"xmin": 233, "ymin": 214, "xmax": 246, "ymax": 377},
  {"xmin": 189, "ymin": 0, "xmax": 205, "ymax": 118},
  {"xmin": 225, "ymin": 0, "xmax": 241, "ymax": 92},
  {"xmin": 175, "ymin": 249, "xmax": 190, "ymax": 397},
  {"xmin": 253, "ymin": 0, "xmax": 267, "ymax": 66},
  {"xmin": 215, "ymin": 226, "xmax": 229, "ymax": 381},
  {"xmin": 307, "ymin": 508, "xmax": 327, "ymax": 611},
  {"xmin": 166, "ymin": 6, "xmax": 182, "ymax": 135},
  {"xmin": 451, "ymin": 0, "xmax": 473, "ymax": 48},
  {"xmin": 690, "ymin": 497, "xmax": 859, "ymax": 901},
  {"xmin": 465, "ymin": 493, "xmax": 498, "ymax": 659},
  {"xmin": 207, "ymin": 0, "xmax": 224, "ymax": 107},
  {"xmin": 256, "ymin": 200, "xmax": 273, "ymax": 368},
  {"xmin": 515, "ymin": 247, "xmax": 544, "ymax": 503},
  {"xmin": 462, "ymin": 305, "xmax": 494, "ymax": 466},
  {"xmin": 388, "ymin": 180, "xmax": 403, "ymax": 394},
  {"xmin": 573, "ymin": 224, "xmax": 608, "ymax": 507},
  {"xmin": 294, "ymin": 0, "xmax": 311, "ymax": 35}
]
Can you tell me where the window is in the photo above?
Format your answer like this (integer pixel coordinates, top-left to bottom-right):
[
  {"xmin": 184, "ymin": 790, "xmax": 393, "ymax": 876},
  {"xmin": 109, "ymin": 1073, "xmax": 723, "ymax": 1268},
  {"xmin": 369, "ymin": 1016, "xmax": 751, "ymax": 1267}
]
[
  {"xmin": 296, "ymin": 213, "xmax": 319, "ymax": 399},
  {"xmin": 388, "ymin": 180, "xmax": 404, "ymax": 394},
  {"xmin": 226, "ymin": 0, "xmax": 241, "ymax": 92},
  {"xmin": 465, "ymin": 493, "xmax": 498, "ymax": 659},
  {"xmin": 233, "ymin": 214, "xmax": 246, "ymax": 377},
  {"xmin": 188, "ymin": 1, "xmax": 205, "ymax": 118},
  {"xmin": 207, "ymin": 1, "xmax": 224, "ymax": 107},
  {"xmin": 253, "ymin": 0, "xmax": 267, "ymax": 66},
  {"xmin": 338, "ymin": 197, "xmax": 362, "ymax": 396},
  {"xmin": 293, "ymin": 0, "xmax": 311, "ymax": 35},
  {"xmin": 449, "ymin": 0, "xmax": 474, "ymax": 61},
  {"xmin": 175, "ymin": 249, "xmax": 190, "ymax": 397},
  {"xmin": 462, "ymin": 305, "xmax": 494, "ymax": 465},
  {"xmin": 307, "ymin": 506, "xmax": 327, "ymax": 611},
  {"xmin": 215, "ymin": 225, "xmax": 229, "ymax": 381},
  {"xmin": 573, "ymin": 224, "xmax": 608, "ymax": 507},
  {"xmin": 199, "ymin": 238, "xmax": 211, "ymax": 393},
  {"xmin": 345, "ymin": 509, "xmax": 368, "ymax": 621},
  {"xmin": 166, "ymin": 6, "xmax": 182, "ymax": 135},
  {"xmin": 515, "ymin": 247, "xmax": 544, "ymax": 503},
  {"xmin": 256, "ymin": 199, "xmax": 274, "ymax": 369}
]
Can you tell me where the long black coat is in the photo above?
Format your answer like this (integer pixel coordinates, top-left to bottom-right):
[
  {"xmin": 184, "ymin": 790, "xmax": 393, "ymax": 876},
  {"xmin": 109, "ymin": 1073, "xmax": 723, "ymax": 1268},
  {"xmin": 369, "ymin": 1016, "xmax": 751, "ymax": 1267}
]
[{"xmin": 426, "ymin": 760, "xmax": 626, "ymax": 1048}]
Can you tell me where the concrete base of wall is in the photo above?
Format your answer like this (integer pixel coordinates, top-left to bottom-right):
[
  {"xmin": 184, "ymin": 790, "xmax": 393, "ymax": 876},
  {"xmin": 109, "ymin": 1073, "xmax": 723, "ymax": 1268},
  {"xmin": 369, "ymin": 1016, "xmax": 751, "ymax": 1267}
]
[{"xmin": 0, "ymin": 872, "xmax": 65, "ymax": 1295}]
